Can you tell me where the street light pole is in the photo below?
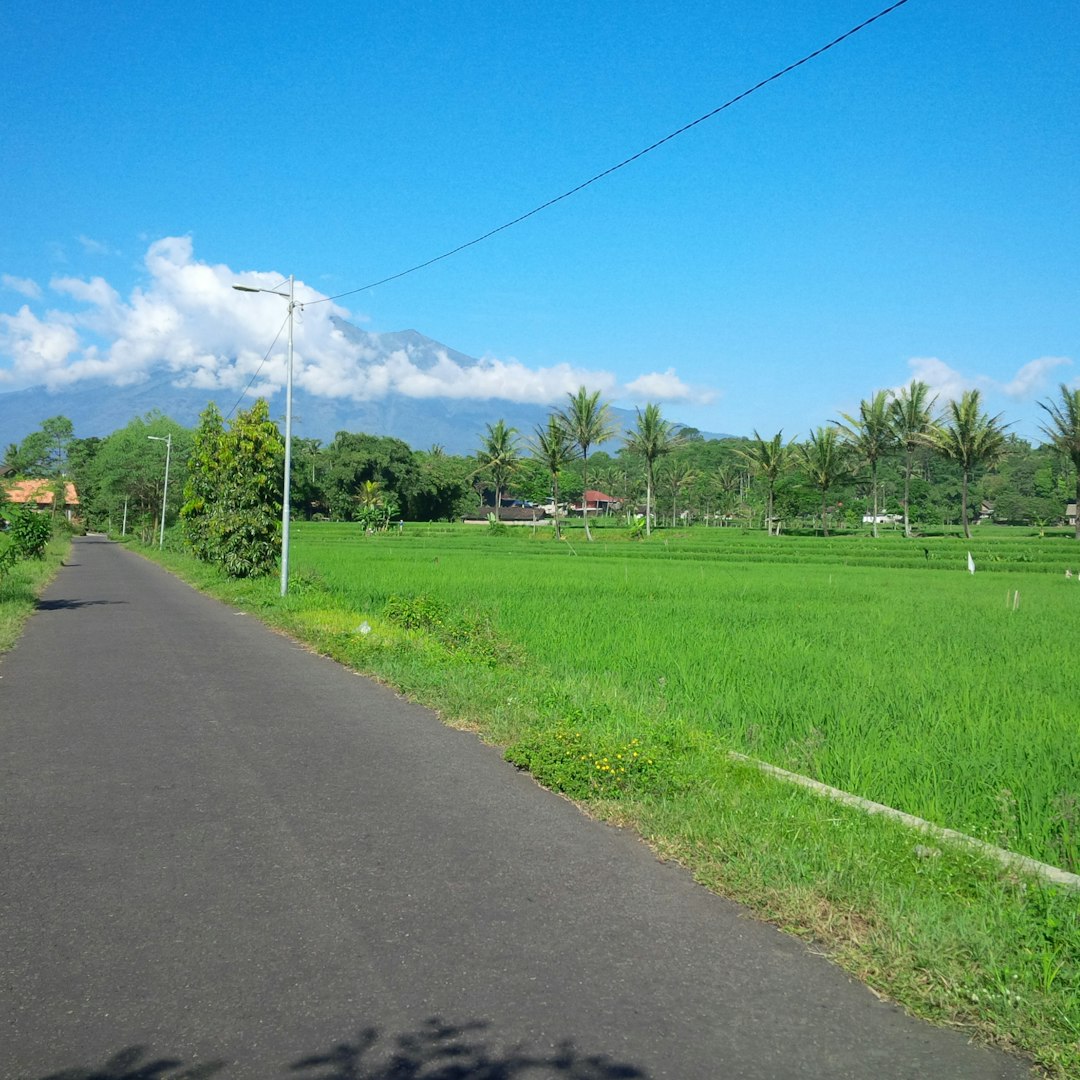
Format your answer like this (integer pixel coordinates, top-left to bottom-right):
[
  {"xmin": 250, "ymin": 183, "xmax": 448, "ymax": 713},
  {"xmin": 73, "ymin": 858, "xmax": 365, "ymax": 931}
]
[
  {"xmin": 233, "ymin": 276, "xmax": 295, "ymax": 597},
  {"xmin": 147, "ymin": 433, "xmax": 172, "ymax": 548}
]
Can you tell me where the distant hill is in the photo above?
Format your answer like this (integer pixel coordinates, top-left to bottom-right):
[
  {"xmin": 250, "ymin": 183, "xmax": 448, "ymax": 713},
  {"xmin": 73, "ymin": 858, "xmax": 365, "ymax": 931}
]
[{"xmin": 0, "ymin": 319, "xmax": 731, "ymax": 455}]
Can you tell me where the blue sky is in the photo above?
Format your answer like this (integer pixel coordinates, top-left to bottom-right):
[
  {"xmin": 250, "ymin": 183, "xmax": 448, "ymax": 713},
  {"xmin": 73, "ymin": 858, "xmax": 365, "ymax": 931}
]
[{"xmin": 1, "ymin": 0, "xmax": 1077, "ymax": 442}]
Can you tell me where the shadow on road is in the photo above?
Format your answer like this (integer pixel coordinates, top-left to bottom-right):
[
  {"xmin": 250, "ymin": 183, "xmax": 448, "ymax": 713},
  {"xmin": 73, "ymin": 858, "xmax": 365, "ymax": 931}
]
[
  {"xmin": 36, "ymin": 599, "xmax": 127, "ymax": 611},
  {"xmin": 30, "ymin": 1017, "xmax": 650, "ymax": 1080}
]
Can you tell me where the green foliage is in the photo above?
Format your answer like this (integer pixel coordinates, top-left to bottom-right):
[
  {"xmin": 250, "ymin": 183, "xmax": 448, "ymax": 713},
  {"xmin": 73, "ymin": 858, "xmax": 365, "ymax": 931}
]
[
  {"xmin": 381, "ymin": 592, "xmax": 517, "ymax": 665},
  {"xmin": 505, "ymin": 728, "xmax": 669, "ymax": 800},
  {"xmin": 0, "ymin": 503, "xmax": 53, "ymax": 574},
  {"xmin": 623, "ymin": 403, "xmax": 683, "ymax": 535},
  {"xmin": 557, "ymin": 386, "xmax": 614, "ymax": 541},
  {"xmin": 181, "ymin": 399, "xmax": 283, "ymax": 577},
  {"xmin": 474, "ymin": 419, "xmax": 520, "ymax": 521}
]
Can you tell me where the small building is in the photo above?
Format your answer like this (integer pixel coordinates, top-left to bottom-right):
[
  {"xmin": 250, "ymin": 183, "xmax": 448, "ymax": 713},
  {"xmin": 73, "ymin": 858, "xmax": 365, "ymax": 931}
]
[
  {"xmin": 462, "ymin": 505, "xmax": 549, "ymax": 526},
  {"xmin": 572, "ymin": 489, "xmax": 618, "ymax": 515},
  {"xmin": 1067, "ymin": 502, "xmax": 1078, "ymax": 528},
  {"xmin": 3, "ymin": 478, "xmax": 80, "ymax": 520}
]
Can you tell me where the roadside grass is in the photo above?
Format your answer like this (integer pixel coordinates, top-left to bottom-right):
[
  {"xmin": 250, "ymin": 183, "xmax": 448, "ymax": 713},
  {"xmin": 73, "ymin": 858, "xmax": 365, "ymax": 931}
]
[
  {"xmin": 136, "ymin": 525, "xmax": 1080, "ymax": 1076},
  {"xmin": 0, "ymin": 532, "xmax": 70, "ymax": 653}
]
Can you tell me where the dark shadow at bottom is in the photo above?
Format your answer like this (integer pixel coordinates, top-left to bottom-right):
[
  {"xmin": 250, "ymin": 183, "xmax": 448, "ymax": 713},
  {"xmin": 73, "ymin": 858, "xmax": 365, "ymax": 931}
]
[{"xmin": 32, "ymin": 1017, "xmax": 650, "ymax": 1080}]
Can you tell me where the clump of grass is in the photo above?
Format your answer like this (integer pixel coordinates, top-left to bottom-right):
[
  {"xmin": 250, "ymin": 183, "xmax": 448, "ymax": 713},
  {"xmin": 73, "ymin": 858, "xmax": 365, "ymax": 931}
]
[
  {"xmin": 505, "ymin": 729, "xmax": 670, "ymax": 800},
  {"xmin": 381, "ymin": 593, "xmax": 521, "ymax": 667}
]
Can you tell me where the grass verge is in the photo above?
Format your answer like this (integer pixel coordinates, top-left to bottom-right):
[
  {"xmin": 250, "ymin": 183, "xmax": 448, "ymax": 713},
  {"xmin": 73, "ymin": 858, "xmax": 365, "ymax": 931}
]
[
  {"xmin": 0, "ymin": 532, "xmax": 71, "ymax": 653},
  {"xmin": 136, "ymin": 538, "xmax": 1078, "ymax": 1077}
]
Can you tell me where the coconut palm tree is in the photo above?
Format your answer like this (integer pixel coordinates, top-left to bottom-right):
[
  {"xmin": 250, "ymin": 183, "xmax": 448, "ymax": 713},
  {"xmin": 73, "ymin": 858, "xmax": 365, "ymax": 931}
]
[
  {"xmin": 798, "ymin": 426, "xmax": 847, "ymax": 536},
  {"xmin": 926, "ymin": 389, "xmax": 1008, "ymax": 539},
  {"xmin": 529, "ymin": 415, "xmax": 574, "ymax": 539},
  {"xmin": 1038, "ymin": 383, "xmax": 1080, "ymax": 540},
  {"xmin": 475, "ymin": 419, "xmax": 520, "ymax": 522},
  {"xmin": 557, "ymin": 387, "xmax": 614, "ymax": 541},
  {"xmin": 709, "ymin": 464, "xmax": 741, "ymax": 527},
  {"xmin": 889, "ymin": 380, "xmax": 938, "ymax": 538},
  {"xmin": 622, "ymin": 403, "xmax": 683, "ymax": 536},
  {"xmin": 836, "ymin": 390, "xmax": 895, "ymax": 538},
  {"xmin": 736, "ymin": 431, "xmax": 793, "ymax": 535},
  {"xmin": 660, "ymin": 460, "xmax": 696, "ymax": 527}
]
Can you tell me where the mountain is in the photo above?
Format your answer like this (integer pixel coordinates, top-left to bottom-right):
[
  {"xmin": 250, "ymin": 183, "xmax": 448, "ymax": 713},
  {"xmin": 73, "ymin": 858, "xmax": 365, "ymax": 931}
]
[{"xmin": 0, "ymin": 321, "xmax": 730, "ymax": 455}]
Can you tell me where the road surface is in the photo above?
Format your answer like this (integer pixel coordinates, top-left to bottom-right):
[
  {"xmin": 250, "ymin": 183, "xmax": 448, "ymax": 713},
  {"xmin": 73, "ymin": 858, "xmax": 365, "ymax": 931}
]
[{"xmin": 1, "ymin": 537, "xmax": 1030, "ymax": 1079}]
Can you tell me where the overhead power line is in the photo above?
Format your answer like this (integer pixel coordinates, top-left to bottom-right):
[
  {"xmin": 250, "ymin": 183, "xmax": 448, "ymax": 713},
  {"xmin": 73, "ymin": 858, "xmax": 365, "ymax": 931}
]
[{"xmin": 309, "ymin": 0, "xmax": 910, "ymax": 307}]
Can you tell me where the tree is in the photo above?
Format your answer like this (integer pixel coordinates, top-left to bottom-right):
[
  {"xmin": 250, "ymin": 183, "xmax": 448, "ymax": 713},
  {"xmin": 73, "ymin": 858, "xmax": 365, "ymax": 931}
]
[
  {"xmin": 736, "ymin": 431, "xmax": 793, "ymax": 535},
  {"xmin": 556, "ymin": 387, "xmax": 614, "ymax": 541},
  {"xmin": 622, "ymin": 403, "xmax": 682, "ymax": 536},
  {"xmin": 798, "ymin": 427, "xmax": 847, "ymax": 536},
  {"xmin": 181, "ymin": 399, "xmax": 284, "ymax": 576},
  {"xmin": 1038, "ymin": 383, "xmax": 1080, "ymax": 540},
  {"xmin": 836, "ymin": 390, "xmax": 895, "ymax": 538},
  {"xmin": 475, "ymin": 420, "xmax": 520, "ymax": 522},
  {"xmin": 405, "ymin": 449, "xmax": 476, "ymax": 521},
  {"xmin": 890, "ymin": 380, "xmax": 938, "ymax": 538},
  {"xmin": 926, "ymin": 389, "xmax": 1008, "ymax": 539},
  {"xmin": 321, "ymin": 432, "xmax": 417, "ymax": 522},
  {"xmin": 40, "ymin": 416, "xmax": 75, "ymax": 476},
  {"xmin": 530, "ymin": 415, "xmax": 574, "ymax": 539},
  {"xmin": 181, "ymin": 403, "xmax": 226, "ymax": 560},
  {"xmin": 659, "ymin": 459, "xmax": 696, "ymax": 527}
]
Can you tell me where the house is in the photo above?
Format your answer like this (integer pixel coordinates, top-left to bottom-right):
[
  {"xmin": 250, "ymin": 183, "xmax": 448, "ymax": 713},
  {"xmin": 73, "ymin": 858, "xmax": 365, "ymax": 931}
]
[
  {"xmin": 462, "ymin": 505, "xmax": 549, "ymax": 526},
  {"xmin": 571, "ymin": 489, "xmax": 618, "ymax": 515},
  {"xmin": 1067, "ymin": 503, "xmax": 1078, "ymax": 527},
  {"xmin": 3, "ymin": 479, "xmax": 80, "ymax": 520}
]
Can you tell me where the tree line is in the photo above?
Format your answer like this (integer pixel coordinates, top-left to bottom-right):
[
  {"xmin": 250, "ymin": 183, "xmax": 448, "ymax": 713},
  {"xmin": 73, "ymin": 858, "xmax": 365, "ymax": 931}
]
[{"xmin": 3, "ymin": 379, "xmax": 1079, "ymax": 581}]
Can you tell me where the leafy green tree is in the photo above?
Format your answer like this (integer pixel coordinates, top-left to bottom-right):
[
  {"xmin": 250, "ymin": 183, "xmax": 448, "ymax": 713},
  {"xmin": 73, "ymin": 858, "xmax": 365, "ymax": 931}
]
[
  {"xmin": 926, "ymin": 389, "xmax": 1008, "ymax": 539},
  {"xmin": 80, "ymin": 413, "xmax": 187, "ymax": 535},
  {"xmin": 475, "ymin": 419, "xmax": 520, "ymax": 522},
  {"xmin": 798, "ymin": 426, "xmax": 847, "ymax": 536},
  {"xmin": 405, "ymin": 449, "xmax": 476, "ymax": 521},
  {"xmin": 181, "ymin": 400, "xmax": 283, "ymax": 576},
  {"xmin": 321, "ymin": 432, "xmax": 417, "ymax": 521},
  {"xmin": 622, "ymin": 403, "xmax": 682, "ymax": 536},
  {"xmin": 737, "ymin": 431, "xmax": 793, "ymax": 535},
  {"xmin": 181, "ymin": 403, "xmax": 226, "ymax": 559},
  {"xmin": 837, "ymin": 390, "xmax": 895, "ymax": 537},
  {"xmin": 530, "ymin": 415, "xmax": 574, "ymax": 538},
  {"xmin": 1039, "ymin": 383, "xmax": 1080, "ymax": 540},
  {"xmin": 40, "ymin": 416, "xmax": 75, "ymax": 476},
  {"xmin": 557, "ymin": 387, "xmax": 614, "ymax": 541},
  {"xmin": 890, "ymin": 380, "xmax": 938, "ymax": 538}
]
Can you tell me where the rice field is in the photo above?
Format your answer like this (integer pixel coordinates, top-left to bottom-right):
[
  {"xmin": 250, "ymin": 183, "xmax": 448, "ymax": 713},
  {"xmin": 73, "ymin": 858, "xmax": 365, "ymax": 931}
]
[{"xmin": 291, "ymin": 521, "xmax": 1080, "ymax": 874}]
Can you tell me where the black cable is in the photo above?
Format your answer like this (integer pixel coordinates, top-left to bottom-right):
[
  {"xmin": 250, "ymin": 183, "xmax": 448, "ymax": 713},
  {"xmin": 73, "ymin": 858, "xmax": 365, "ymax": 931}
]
[{"xmin": 309, "ymin": 0, "xmax": 910, "ymax": 306}]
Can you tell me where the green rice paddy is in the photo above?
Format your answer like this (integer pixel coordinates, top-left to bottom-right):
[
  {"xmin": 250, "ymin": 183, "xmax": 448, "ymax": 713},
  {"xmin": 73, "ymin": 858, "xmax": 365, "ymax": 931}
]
[{"xmin": 292, "ymin": 522, "xmax": 1080, "ymax": 874}]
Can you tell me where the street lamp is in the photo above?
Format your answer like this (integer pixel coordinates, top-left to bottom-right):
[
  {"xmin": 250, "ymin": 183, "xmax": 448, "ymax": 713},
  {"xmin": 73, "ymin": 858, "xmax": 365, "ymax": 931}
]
[
  {"xmin": 147, "ymin": 433, "xmax": 172, "ymax": 548},
  {"xmin": 232, "ymin": 275, "xmax": 295, "ymax": 597}
]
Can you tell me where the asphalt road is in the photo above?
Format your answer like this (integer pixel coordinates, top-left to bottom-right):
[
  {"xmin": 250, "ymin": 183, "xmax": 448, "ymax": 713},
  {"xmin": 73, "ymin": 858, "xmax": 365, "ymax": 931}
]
[{"xmin": 1, "ymin": 537, "xmax": 1031, "ymax": 1080}]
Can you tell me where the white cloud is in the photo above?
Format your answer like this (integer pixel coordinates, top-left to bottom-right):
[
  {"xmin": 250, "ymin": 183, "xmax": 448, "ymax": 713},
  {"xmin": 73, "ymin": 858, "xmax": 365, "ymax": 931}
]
[
  {"xmin": 1, "ymin": 275, "xmax": 42, "ymax": 300},
  {"xmin": 900, "ymin": 357, "xmax": 972, "ymax": 403},
  {"xmin": 898, "ymin": 355, "xmax": 1073, "ymax": 405},
  {"xmin": 0, "ymin": 236, "xmax": 708, "ymax": 408},
  {"xmin": 77, "ymin": 234, "xmax": 118, "ymax": 256},
  {"xmin": 623, "ymin": 367, "xmax": 715, "ymax": 404},
  {"xmin": 998, "ymin": 356, "xmax": 1070, "ymax": 399},
  {"xmin": 0, "ymin": 305, "xmax": 82, "ymax": 385}
]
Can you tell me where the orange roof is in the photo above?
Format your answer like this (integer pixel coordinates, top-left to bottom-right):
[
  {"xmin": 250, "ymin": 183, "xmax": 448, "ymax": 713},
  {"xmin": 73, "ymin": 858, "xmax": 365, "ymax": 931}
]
[{"xmin": 4, "ymin": 479, "xmax": 80, "ymax": 506}]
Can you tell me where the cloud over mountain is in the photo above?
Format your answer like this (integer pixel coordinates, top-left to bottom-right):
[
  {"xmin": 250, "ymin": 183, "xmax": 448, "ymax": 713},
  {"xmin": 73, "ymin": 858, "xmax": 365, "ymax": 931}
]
[{"xmin": 0, "ymin": 236, "xmax": 714, "ymax": 408}]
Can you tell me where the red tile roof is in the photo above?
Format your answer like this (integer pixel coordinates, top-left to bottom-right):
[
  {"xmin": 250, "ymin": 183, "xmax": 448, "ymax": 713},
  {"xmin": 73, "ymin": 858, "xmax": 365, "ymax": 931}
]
[{"xmin": 4, "ymin": 479, "xmax": 80, "ymax": 506}]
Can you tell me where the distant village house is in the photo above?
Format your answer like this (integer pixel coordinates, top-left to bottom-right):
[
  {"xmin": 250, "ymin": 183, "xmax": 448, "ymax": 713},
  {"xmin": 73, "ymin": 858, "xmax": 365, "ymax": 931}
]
[{"xmin": 3, "ymin": 479, "xmax": 80, "ymax": 521}]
